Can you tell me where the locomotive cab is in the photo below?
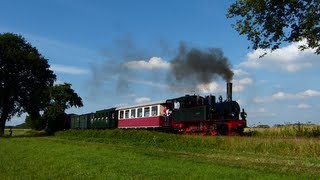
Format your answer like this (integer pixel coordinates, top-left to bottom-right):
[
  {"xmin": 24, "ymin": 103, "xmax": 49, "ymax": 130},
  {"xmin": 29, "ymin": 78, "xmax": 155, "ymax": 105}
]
[
  {"xmin": 165, "ymin": 94, "xmax": 205, "ymax": 109},
  {"xmin": 215, "ymin": 99, "xmax": 240, "ymax": 119}
]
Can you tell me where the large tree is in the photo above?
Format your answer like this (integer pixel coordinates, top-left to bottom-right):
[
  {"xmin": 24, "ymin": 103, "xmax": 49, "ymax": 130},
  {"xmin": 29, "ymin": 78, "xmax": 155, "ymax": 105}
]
[
  {"xmin": 227, "ymin": 0, "xmax": 320, "ymax": 54},
  {"xmin": 44, "ymin": 83, "xmax": 83, "ymax": 134},
  {"xmin": 0, "ymin": 33, "xmax": 56, "ymax": 136}
]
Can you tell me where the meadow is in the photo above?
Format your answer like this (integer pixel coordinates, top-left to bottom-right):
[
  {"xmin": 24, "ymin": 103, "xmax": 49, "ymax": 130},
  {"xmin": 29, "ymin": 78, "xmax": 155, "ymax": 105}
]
[{"xmin": 1, "ymin": 127, "xmax": 319, "ymax": 179}]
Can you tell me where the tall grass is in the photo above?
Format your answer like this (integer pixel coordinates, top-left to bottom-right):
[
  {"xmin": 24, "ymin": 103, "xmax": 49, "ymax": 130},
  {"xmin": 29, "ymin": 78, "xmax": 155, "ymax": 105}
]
[
  {"xmin": 245, "ymin": 124, "xmax": 320, "ymax": 138},
  {"xmin": 56, "ymin": 129, "xmax": 320, "ymax": 158}
]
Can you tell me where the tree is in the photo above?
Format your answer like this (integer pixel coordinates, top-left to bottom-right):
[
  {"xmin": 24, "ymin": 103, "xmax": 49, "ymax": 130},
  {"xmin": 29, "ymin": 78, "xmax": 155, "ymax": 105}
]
[
  {"xmin": 25, "ymin": 115, "xmax": 46, "ymax": 130},
  {"xmin": 227, "ymin": 0, "xmax": 320, "ymax": 54},
  {"xmin": 0, "ymin": 33, "xmax": 56, "ymax": 136},
  {"xmin": 43, "ymin": 83, "xmax": 83, "ymax": 134}
]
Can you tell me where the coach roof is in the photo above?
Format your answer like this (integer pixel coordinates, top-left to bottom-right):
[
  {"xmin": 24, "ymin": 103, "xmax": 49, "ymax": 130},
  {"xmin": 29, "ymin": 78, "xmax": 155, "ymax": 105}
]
[{"xmin": 116, "ymin": 100, "xmax": 166, "ymax": 110}]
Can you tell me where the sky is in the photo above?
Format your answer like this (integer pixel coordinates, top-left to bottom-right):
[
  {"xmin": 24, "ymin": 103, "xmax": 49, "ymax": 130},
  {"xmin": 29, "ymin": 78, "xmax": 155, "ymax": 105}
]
[{"xmin": 2, "ymin": 0, "xmax": 320, "ymax": 127}]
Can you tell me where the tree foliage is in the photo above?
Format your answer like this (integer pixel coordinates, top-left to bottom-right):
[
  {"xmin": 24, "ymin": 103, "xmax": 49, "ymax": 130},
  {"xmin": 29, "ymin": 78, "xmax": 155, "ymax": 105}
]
[
  {"xmin": 44, "ymin": 83, "xmax": 83, "ymax": 134},
  {"xmin": 25, "ymin": 115, "xmax": 46, "ymax": 130},
  {"xmin": 0, "ymin": 33, "xmax": 56, "ymax": 136},
  {"xmin": 227, "ymin": 0, "xmax": 320, "ymax": 54}
]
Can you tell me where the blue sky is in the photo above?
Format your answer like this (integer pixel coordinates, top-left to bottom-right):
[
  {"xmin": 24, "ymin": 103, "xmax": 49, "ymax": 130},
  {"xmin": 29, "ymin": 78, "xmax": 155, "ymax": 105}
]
[{"xmin": 2, "ymin": 0, "xmax": 320, "ymax": 126}]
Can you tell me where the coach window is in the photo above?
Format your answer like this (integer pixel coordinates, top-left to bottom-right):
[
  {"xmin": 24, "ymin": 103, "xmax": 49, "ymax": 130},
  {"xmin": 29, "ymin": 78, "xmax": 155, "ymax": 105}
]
[
  {"xmin": 131, "ymin": 109, "xmax": 136, "ymax": 118},
  {"xmin": 119, "ymin": 111, "xmax": 124, "ymax": 119},
  {"xmin": 144, "ymin": 107, "xmax": 150, "ymax": 117},
  {"xmin": 137, "ymin": 108, "xmax": 142, "ymax": 117},
  {"xmin": 152, "ymin": 106, "xmax": 158, "ymax": 116},
  {"xmin": 125, "ymin": 110, "xmax": 129, "ymax": 119}
]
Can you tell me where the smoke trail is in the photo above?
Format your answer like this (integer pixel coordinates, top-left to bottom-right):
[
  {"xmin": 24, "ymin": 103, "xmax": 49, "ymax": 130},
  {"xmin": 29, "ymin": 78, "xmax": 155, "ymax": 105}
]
[
  {"xmin": 90, "ymin": 40, "xmax": 234, "ymax": 96},
  {"xmin": 168, "ymin": 43, "xmax": 233, "ymax": 92}
]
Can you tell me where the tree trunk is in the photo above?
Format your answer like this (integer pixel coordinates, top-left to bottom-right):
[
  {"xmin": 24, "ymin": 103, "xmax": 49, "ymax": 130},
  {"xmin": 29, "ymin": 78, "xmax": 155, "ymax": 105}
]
[
  {"xmin": 0, "ymin": 118, "xmax": 6, "ymax": 136},
  {"xmin": 0, "ymin": 111, "xmax": 9, "ymax": 136}
]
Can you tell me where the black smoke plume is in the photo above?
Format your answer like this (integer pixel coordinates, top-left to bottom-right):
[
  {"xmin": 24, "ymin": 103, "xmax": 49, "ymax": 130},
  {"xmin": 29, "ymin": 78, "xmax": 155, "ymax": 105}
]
[
  {"xmin": 168, "ymin": 43, "xmax": 233, "ymax": 92},
  {"xmin": 90, "ymin": 40, "xmax": 234, "ymax": 97}
]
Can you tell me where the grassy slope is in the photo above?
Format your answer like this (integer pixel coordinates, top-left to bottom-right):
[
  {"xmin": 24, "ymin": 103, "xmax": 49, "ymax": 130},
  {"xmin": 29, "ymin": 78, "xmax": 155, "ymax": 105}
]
[{"xmin": 1, "ymin": 129, "xmax": 320, "ymax": 179}]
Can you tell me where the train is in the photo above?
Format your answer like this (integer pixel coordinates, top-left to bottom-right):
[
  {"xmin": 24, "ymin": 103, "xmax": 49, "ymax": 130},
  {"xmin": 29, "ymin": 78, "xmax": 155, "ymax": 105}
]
[{"xmin": 70, "ymin": 82, "xmax": 247, "ymax": 135}]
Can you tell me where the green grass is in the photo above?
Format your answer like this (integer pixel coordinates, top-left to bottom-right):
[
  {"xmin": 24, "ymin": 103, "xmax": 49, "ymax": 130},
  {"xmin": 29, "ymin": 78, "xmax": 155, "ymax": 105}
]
[
  {"xmin": 1, "ymin": 129, "xmax": 320, "ymax": 179},
  {"xmin": 245, "ymin": 125, "xmax": 320, "ymax": 138},
  {"xmin": 56, "ymin": 129, "xmax": 320, "ymax": 158},
  {"xmin": 4, "ymin": 128, "xmax": 48, "ymax": 137},
  {"xmin": 4, "ymin": 128, "xmax": 30, "ymax": 136}
]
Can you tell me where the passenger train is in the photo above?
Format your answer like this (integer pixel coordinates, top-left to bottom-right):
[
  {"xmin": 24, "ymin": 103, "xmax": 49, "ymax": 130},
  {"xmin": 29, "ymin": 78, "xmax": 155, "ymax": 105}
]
[{"xmin": 70, "ymin": 83, "xmax": 247, "ymax": 135}]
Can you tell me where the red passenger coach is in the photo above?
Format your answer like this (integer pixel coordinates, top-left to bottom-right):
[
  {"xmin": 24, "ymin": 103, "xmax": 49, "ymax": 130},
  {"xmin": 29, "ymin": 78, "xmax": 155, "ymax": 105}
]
[{"xmin": 117, "ymin": 101, "xmax": 167, "ymax": 129}]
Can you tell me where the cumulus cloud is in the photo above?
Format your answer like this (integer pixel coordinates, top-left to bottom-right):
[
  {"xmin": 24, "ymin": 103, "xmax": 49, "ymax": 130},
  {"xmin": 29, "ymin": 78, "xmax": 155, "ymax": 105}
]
[
  {"xmin": 232, "ymin": 77, "xmax": 253, "ymax": 92},
  {"xmin": 50, "ymin": 64, "xmax": 90, "ymax": 75},
  {"xmin": 233, "ymin": 69, "xmax": 249, "ymax": 76},
  {"xmin": 196, "ymin": 81, "xmax": 223, "ymax": 94},
  {"xmin": 134, "ymin": 97, "xmax": 151, "ymax": 104},
  {"xmin": 240, "ymin": 40, "xmax": 319, "ymax": 72},
  {"xmin": 289, "ymin": 103, "xmax": 311, "ymax": 109},
  {"xmin": 196, "ymin": 77, "xmax": 253, "ymax": 94},
  {"xmin": 299, "ymin": 89, "xmax": 320, "ymax": 97},
  {"xmin": 124, "ymin": 57, "xmax": 170, "ymax": 70},
  {"xmin": 254, "ymin": 89, "xmax": 320, "ymax": 103}
]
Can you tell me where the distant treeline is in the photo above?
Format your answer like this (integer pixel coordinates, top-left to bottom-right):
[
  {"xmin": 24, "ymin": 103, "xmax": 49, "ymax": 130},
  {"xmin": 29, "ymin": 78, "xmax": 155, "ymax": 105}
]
[
  {"xmin": 5, "ymin": 123, "xmax": 30, "ymax": 129},
  {"xmin": 252, "ymin": 123, "xmax": 317, "ymax": 129}
]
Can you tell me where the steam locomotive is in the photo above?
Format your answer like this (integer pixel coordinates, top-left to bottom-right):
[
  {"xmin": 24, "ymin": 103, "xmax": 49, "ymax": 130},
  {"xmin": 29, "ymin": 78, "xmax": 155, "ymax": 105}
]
[{"xmin": 70, "ymin": 83, "xmax": 247, "ymax": 135}]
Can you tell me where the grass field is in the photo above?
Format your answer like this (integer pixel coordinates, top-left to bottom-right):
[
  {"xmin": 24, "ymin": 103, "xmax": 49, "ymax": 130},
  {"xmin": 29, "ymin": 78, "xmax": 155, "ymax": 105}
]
[
  {"xmin": 244, "ymin": 124, "xmax": 320, "ymax": 138},
  {"xmin": 1, "ymin": 129, "xmax": 320, "ymax": 179}
]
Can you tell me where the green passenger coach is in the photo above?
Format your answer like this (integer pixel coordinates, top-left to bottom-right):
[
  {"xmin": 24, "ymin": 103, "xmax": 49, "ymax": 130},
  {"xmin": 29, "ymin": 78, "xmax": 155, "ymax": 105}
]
[
  {"xmin": 70, "ymin": 115, "xmax": 80, "ymax": 129},
  {"xmin": 91, "ymin": 108, "xmax": 117, "ymax": 129},
  {"xmin": 71, "ymin": 108, "xmax": 118, "ymax": 129},
  {"xmin": 79, "ymin": 113, "xmax": 93, "ymax": 129}
]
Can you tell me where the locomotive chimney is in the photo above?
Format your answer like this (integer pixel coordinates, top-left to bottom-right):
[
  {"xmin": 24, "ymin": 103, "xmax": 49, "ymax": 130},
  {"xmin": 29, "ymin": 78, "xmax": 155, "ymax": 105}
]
[{"xmin": 227, "ymin": 82, "xmax": 232, "ymax": 102}]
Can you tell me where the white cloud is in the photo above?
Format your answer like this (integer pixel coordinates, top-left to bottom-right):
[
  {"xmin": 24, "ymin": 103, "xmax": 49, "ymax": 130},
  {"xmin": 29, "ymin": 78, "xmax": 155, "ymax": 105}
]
[
  {"xmin": 124, "ymin": 57, "xmax": 170, "ymax": 70},
  {"xmin": 272, "ymin": 92, "xmax": 296, "ymax": 100},
  {"xmin": 289, "ymin": 103, "xmax": 311, "ymax": 109},
  {"xmin": 50, "ymin": 64, "xmax": 90, "ymax": 75},
  {"xmin": 240, "ymin": 40, "xmax": 319, "ymax": 72},
  {"xmin": 196, "ymin": 81, "xmax": 223, "ymax": 94},
  {"xmin": 134, "ymin": 97, "xmax": 151, "ymax": 104},
  {"xmin": 257, "ymin": 108, "xmax": 268, "ymax": 113},
  {"xmin": 233, "ymin": 69, "xmax": 249, "ymax": 76},
  {"xmin": 232, "ymin": 77, "xmax": 253, "ymax": 92},
  {"xmin": 297, "ymin": 104, "xmax": 311, "ymax": 109},
  {"xmin": 115, "ymin": 103, "xmax": 128, "ymax": 107},
  {"xmin": 54, "ymin": 80, "xmax": 65, "ymax": 85},
  {"xmin": 196, "ymin": 77, "xmax": 253, "ymax": 94},
  {"xmin": 254, "ymin": 89, "xmax": 320, "ymax": 103},
  {"xmin": 299, "ymin": 89, "xmax": 320, "ymax": 97}
]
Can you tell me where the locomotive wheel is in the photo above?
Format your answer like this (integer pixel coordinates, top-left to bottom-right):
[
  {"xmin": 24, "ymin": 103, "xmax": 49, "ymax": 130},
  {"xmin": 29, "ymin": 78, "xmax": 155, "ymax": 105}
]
[
  {"xmin": 200, "ymin": 131, "xmax": 207, "ymax": 136},
  {"xmin": 237, "ymin": 128, "xmax": 244, "ymax": 136},
  {"xmin": 209, "ymin": 130, "xmax": 218, "ymax": 136},
  {"xmin": 188, "ymin": 129, "xmax": 196, "ymax": 135}
]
